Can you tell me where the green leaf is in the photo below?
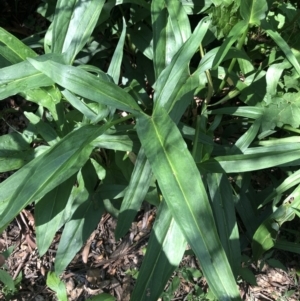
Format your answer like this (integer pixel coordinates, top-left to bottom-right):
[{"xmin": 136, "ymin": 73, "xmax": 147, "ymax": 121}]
[
  {"xmin": 0, "ymin": 61, "xmax": 54, "ymax": 99},
  {"xmin": 165, "ymin": 0, "xmax": 191, "ymax": 52},
  {"xmin": 128, "ymin": 24, "xmax": 153, "ymax": 60},
  {"xmin": 151, "ymin": 0, "xmax": 168, "ymax": 79},
  {"xmin": 91, "ymin": 133, "xmax": 140, "ymax": 152},
  {"xmin": 20, "ymin": 86, "xmax": 62, "ymax": 122},
  {"xmin": 238, "ymin": 267, "xmax": 257, "ymax": 286},
  {"xmin": 35, "ymin": 175, "xmax": 76, "ymax": 256},
  {"xmin": 261, "ymin": 169, "xmax": 300, "ymax": 207},
  {"xmin": 0, "ymin": 270, "xmax": 15, "ymax": 292},
  {"xmin": 266, "ymin": 60, "xmax": 291, "ymax": 97},
  {"xmin": 252, "ymin": 196, "xmax": 299, "ymax": 261},
  {"xmin": 0, "ymin": 132, "xmax": 35, "ymax": 172},
  {"xmin": 233, "ymin": 174, "xmax": 259, "ymax": 237},
  {"xmin": 62, "ymin": 89, "xmax": 109, "ymax": 123},
  {"xmin": 46, "ymin": 271, "xmax": 68, "ymax": 301},
  {"xmin": 136, "ymin": 108, "xmax": 241, "ymax": 300},
  {"xmin": 107, "ymin": 18, "xmax": 126, "ymax": 84},
  {"xmin": 209, "ymin": 106, "xmax": 263, "ymax": 120},
  {"xmin": 115, "ymin": 148, "xmax": 153, "ymax": 240},
  {"xmin": 55, "ymin": 161, "xmax": 105, "ymax": 275},
  {"xmin": 275, "ymin": 239, "xmax": 300, "ymax": 255},
  {"xmin": 229, "ymin": 118, "xmax": 261, "ymax": 155},
  {"xmin": 240, "ymin": 0, "xmax": 268, "ymax": 25},
  {"xmin": 131, "ymin": 200, "xmax": 186, "ymax": 301},
  {"xmin": 52, "ymin": 0, "xmax": 105, "ymax": 63},
  {"xmin": 266, "ymin": 258, "xmax": 287, "ymax": 271},
  {"xmin": 261, "ymin": 20, "xmax": 300, "ymax": 76},
  {"xmin": 24, "ymin": 112, "xmax": 60, "ymax": 146},
  {"xmin": 154, "ymin": 17, "xmax": 210, "ymax": 114},
  {"xmin": 27, "ymin": 59, "xmax": 142, "ymax": 114},
  {"xmin": 200, "ymin": 149, "xmax": 300, "ymax": 173},
  {"xmin": 0, "ymin": 28, "xmax": 37, "ymax": 64},
  {"xmin": 207, "ymin": 173, "xmax": 240, "ymax": 276},
  {"xmin": 212, "ymin": 20, "xmax": 248, "ymax": 69},
  {"xmin": 261, "ymin": 93, "xmax": 300, "ymax": 130},
  {"xmin": 0, "ymin": 123, "xmax": 111, "ymax": 232},
  {"xmin": 252, "ymin": 220, "xmax": 276, "ymax": 261},
  {"xmin": 209, "ymin": 1, "xmax": 241, "ymax": 39}
]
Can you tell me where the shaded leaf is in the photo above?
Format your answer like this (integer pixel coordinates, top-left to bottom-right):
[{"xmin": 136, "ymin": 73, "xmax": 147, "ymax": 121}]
[
  {"xmin": 115, "ymin": 148, "xmax": 153, "ymax": 239},
  {"xmin": 35, "ymin": 175, "xmax": 76, "ymax": 256},
  {"xmin": 55, "ymin": 161, "xmax": 105, "ymax": 275},
  {"xmin": 0, "ymin": 132, "xmax": 35, "ymax": 172},
  {"xmin": 207, "ymin": 173, "xmax": 240, "ymax": 276}
]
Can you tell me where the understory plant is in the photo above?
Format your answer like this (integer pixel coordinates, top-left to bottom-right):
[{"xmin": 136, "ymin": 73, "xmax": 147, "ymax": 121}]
[{"xmin": 1, "ymin": 0, "xmax": 300, "ymax": 300}]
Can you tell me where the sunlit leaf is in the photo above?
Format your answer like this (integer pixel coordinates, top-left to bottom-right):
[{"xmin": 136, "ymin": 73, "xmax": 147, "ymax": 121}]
[{"xmin": 136, "ymin": 108, "xmax": 241, "ymax": 300}]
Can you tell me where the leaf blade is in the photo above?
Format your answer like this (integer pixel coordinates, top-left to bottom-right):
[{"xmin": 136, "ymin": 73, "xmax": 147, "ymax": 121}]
[
  {"xmin": 131, "ymin": 200, "xmax": 186, "ymax": 301},
  {"xmin": 27, "ymin": 59, "xmax": 142, "ymax": 114},
  {"xmin": 136, "ymin": 109, "xmax": 241, "ymax": 300}
]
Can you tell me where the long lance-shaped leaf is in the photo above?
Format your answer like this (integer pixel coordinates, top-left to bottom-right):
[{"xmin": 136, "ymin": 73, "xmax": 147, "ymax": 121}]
[
  {"xmin": 64, "ymin": 0, "xmax": 105, "ymax": 63},
  {"xmin": 164, "ymin": 0, "xmax": 191, "ymax": 67},
  {"xmin": 0, "ymin": 123, "xmax": 111, "ymax": 231},
  {"xmin": 55, "ymin": 161, "xmax": 105, "ymax": 275},
  {"xmin": 207, "ymin": 173, "xmax": 240, "ymax": 277},
  {"xmin": 261, "ymin": 20, "xmax": 300, "ymax": 77},
  {"xmin": 51, "ymin": 0, "xmax": 105, "ymax": 63},
  {"xmin": 0, "ymin": 31, "xmax": 62, "ymax": 121},
  {"xmin": 136, "ymin": 109, "xmax": 241, "ymax": 301},
  {"xmin": 166, "ymin": 0, "xmax": 191, "ymax": 45},
  {"xmin": 261, "ymin": 169, "xmax": 300, "ymax": 207},
  {"xmin": 0, "ymin": 53, "xmax": 65, "ymax": 100},
  {"xmin": 151, "ymin": 0, "xmax": 190, "ymax": 80},
  {"xmin": 151, "ymin": 0, "xmax": 168, "ymax": 79},
  {"xmin": 51, "ymin": 0, "xmax": 77, "ymax": 54},
  {"xmin": 27, "ymin": 59, "xmax": 142, "ymax": 114},
  {"xmin": 35, "ymin": 175, "xmax": 76, "ymax": 257},
  {"xmin": 229, "ymin": 117, "xmax": 261, "ymax": 155},
  {"xmin": 200, "ymin": 149, "xmax": 300, "ymax": 173},
  {"xmin": 115, "ymin": 148, "xmax": 153, "ymax": 240},
  {"xmin": 0, "ymin": 61, "xmax": 54, "ymax": 99},
  {"xmin": 0, "ymin": 27, "xmax": 37, "ymax": 64},
  {"xmin": 107, "ymin": 18, "xmax": 126, "ymax": 84},
  {"xmin": 154, "ymin": 17, "xmax": 210, "ymax": 112},
  {"xmin": 131, "ymin": 200, "xmax": 186, "ymax": 301}
]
